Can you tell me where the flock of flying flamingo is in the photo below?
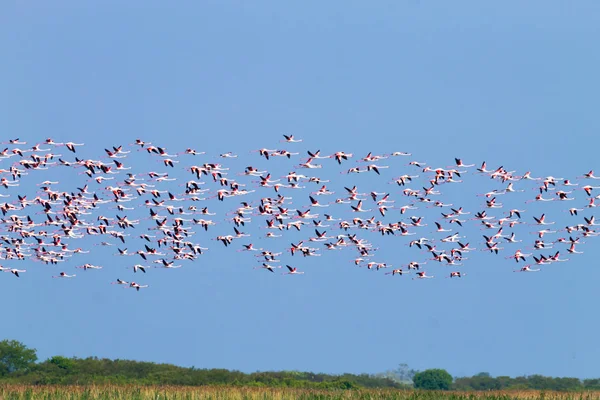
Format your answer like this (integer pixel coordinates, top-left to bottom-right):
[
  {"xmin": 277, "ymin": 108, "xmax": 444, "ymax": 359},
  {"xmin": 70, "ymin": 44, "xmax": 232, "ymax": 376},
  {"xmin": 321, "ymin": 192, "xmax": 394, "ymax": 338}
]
[{"xmin": 0, "ymin": 135, "xmax": 598, "ymax": 291}]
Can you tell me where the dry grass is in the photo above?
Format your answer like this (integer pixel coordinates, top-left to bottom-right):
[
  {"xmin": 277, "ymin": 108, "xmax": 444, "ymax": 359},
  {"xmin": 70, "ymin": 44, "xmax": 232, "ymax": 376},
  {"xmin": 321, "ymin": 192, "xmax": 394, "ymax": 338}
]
[{"xmin": 0, "ymin": 385, "xmax": 598, "ymax": 400}]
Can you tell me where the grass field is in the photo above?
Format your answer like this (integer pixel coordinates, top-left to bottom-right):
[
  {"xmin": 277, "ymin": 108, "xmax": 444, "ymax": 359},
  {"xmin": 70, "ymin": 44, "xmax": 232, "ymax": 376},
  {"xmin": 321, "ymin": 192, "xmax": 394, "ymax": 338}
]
[{"xmin": 0, "ymin": 386, "xmax": 599, "ymax": 400}]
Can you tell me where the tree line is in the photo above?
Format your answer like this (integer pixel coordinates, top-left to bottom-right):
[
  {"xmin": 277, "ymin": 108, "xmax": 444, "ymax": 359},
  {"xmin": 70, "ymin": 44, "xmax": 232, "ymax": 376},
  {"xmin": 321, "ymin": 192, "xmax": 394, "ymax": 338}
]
[
  {"xmin": 453, "ymin": 372, "xmax": 600, "ymax": 392},
  {"xmin": 0, "ymin": 340, "xmax": 404, "ymax": 389},
  {"xmin": 0, "ymin": 340, "xmax": 597, "ymax": 391}
]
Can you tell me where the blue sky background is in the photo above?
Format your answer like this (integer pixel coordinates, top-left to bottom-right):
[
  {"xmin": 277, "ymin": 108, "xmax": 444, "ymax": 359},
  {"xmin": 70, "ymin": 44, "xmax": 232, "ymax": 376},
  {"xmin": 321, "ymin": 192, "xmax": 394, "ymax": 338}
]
[{"xmin": 1, "ymin": 1, "xmax": 600, "ymax": 379}]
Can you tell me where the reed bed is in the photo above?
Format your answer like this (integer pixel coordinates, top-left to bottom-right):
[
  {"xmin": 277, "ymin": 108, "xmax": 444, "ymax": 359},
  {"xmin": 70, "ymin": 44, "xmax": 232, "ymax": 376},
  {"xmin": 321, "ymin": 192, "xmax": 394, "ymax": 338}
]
[{"xmin": 0, "ymin": 385, "xmax": 599, "ymax": 400}]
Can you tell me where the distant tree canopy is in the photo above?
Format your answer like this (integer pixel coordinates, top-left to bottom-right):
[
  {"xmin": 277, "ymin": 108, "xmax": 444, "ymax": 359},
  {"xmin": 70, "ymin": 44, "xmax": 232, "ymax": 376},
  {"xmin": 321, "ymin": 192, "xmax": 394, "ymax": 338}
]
[
  {"xmin": 48, "ymin": 356, "xmax": 77, "ymax": 373},
  {"xmin": 0, "ymin": 340, "xmax": 38, "ymax": 376},
  {"xmin": 413, "ymin": 369, "xmax": 453, "ymax": 390},
  {"xmin": 0, "ymin": 340, "xmax": 596, "ymax": 391},
  {"xmin": 375, "ymin": 363, "xmax": 418, "ymax": 384},
  {"xmin": 0, "ymin": 341, "xmax": 405, "ymax": 389},
  {"xmin": 454, "ymin": 374, "xmax": 586, "ymax": 392}
]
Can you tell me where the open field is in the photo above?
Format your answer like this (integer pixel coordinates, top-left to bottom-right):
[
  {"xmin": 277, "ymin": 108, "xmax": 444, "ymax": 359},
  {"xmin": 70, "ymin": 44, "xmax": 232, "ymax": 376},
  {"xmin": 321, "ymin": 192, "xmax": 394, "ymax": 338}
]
[{"xmin": 0, "ymin": 386, "xmax": 600, "ymax": 400}]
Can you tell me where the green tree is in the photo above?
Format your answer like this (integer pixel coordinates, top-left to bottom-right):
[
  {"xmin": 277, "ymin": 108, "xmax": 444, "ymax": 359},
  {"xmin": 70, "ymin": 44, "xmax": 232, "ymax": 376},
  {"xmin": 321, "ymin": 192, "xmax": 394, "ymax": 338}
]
[
  {"xmin": 394, "ymin": 363, "xmax": 418, "ymax": 383},
  {"xmin": 48, "ymin": 356, "xmax": 77, "ymax": 373},
  {"xmin": 0, "ymin": 340, "xmax": 38, "ymax": 375},
  {"xmin": 584, "ymin": 378, "xmax": 600, "ymax": 389},
  {"xmin": 413, "ymin": 368, "xmax": 453, "ymax": 390},
  {"xmin": 375, "ymin": 363, "xmax": 418, "ymax": 385}
]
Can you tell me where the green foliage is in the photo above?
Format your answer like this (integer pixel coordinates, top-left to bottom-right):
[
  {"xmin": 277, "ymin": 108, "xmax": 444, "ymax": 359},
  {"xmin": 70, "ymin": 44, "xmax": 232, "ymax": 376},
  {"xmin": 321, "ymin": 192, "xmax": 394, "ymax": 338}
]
[
  {"xmin": 48, "ymin": 356, "xmax": 77, "ymax": 372},
  {"xmin": 583, "ymin": 378, "xmax": 600, "ymax": 389},
  {"xmin": 0, "ymin": 355, "xmax": 407, "ymax": 389},
  {"xmin": 0, "ymin": 340, "xmax": 38, "ymax": 376},
  {"xmin": 453, "ymin": 374, "xmax": 584, "ymax": 392},
  {"xmin": 413, "ymin": 369, "xmax": 453, "ymax": 391},
  {"xmin": 0, "ymin": 341, "xmax": 595, "ymax": 393},
  {"xmin": 376, "ymin": 363, "xmax": 419, "ymax": 384}
]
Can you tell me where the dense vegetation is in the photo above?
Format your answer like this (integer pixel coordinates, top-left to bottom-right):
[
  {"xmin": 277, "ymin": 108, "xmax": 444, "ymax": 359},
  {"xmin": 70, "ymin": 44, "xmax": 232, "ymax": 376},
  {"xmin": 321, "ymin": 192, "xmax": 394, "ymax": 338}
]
[
  {"xmin": 413, "ymin": 369, "xmax": 453, "ymax": 390},
  {"xmin": 0, "ymin": 340, "xmax": 598, "ymax": 393},
  {"xmin": 0, "ymin": 386, "xmax": 599, "ymax": 400},
  {"xmin": 453, "ymin": 372, "xmax": 600, "ymax": 392},
  {"xmin": 0, "ymin": 340, "xmax": 404, "ymax": 389},
  {"xmin": 1, "ymin": 355, "xmax": 403, "ymax": 389}
]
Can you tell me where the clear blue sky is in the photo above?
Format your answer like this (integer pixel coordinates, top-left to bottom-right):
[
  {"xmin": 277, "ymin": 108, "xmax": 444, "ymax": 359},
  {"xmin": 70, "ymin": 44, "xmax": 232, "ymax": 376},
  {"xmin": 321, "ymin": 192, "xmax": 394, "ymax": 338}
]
[{"xmin": 1, "ymin": 1, "xmax": 600, "ymax": 379}]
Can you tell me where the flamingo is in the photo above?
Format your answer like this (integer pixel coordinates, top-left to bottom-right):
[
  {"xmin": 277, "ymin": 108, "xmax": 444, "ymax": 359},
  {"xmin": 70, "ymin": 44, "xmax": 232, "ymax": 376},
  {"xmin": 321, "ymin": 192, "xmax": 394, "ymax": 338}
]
[
  {"xmin": 506, "ymin": 250, "xmax": 531, "ymax": 263},
  {"xmin": 308, "ymin": 177, "xmax": 329, "ymax": 184},
  {"xmin": 514, "ymin": 266, "xmax": 541, "ymax": 272},
  {"xmin": 485, "ymin": 197, "xmax": 503, "ymax": 209},
  {"xmin": 434, "ymin": 222, "xmax": 452, "ymax": 233},
  {"xmin": 547, "ymin": 251, "xmax": 569, "ymax": 263},
  {"xmin": 62, "ymin": 142, "xmax": 84, "ymax": 153},
  {"xmin": 267, "ymin": 150, "xmax": 294, "ymax": 159},
  {"xmin": 581, "ymin": 216, "xmax": 599, "ymax": 228},
  {"xmin": 350, "ymin": 200, "xmax": 371, "ymax": 213},
  {"xmin": 567, "ymin": 243, "xmax": 584, "ymax": 254},
  {"xmin": 309, "ymin": 196, "xmax": 329, "ymax": 207},
  {"xmin": 503, "ymin": 232, "xmax": 522, "ymax": 243},
  {"xmin": 310, "ymin": 185, "xmax": 333, "ymax": 196},
  {"xmin": 6, "ymin": 138, "xmax": 27, "ymax": 145},
  {"xmin": 239, "ymin": 243, "xmax": 263, "ymax": 252},
  {"xmin": 586, "ymin": 198, "xmax": 597, "ymax": 208},
  {"xmin": 526, "ymin": 194, "xmax": 555, "ymax": 203},
  {"xmin": 457, "ymin": 242, "xmax": 476, "ymax": 252},
  {"xmin": 385, "ymin": 269, "xmax": 409, "ymax": 276},
  {"xmin": 252, "ymin": 148, "xmax": 277, "ymax": 160},
  {"xmin": 132, "ymin": 139, "xmax": 150, "ymax": 147},
  {"xmin": 581, "ymin": 185, "xmax": 600, "ymax": 196},
  {"xmin": 282, "ymin": 134, "xmax": 302, "ymax": 143},
  {"xmin": 128, "ymin": 263, "xmax": 148, "ymax": 273},
  {"xmin": 440, "ymin": 233, "xmax": 462, "ymax": 243},
  {"xmin": 309, "ymin": 229, "xmax": 331, "ymax": 242},
  {"xmin": 410, "ymin": 216, "xmax": 427, "ymax": 227},
  {"xmin": 155, "ymin": 259, "xmax": 182, "ymax": 269},
  {"xmin": 554, "ymin": 190, "xmax": 573, "ymax": 201},
  {"xmin": 583, "ymin": 170, "xmax": 600, "ymax": 179},
  {"xmin": 533, "ymin": 214, "xmax": 555, "ymax": 225},
  {"xmin": 331, "ymin": 151, "xmax": 353, "ymax": 164},
  {"xmin": 306, "ymin": 150, "xmax": 330, "ymax": 159},
  {"xmin": 283, "ymin": 265, "xmax": 304, "ymax": 275},
  {"xmin": 77, "ymin": 264, "xmax": 102, "ymax": 271},
  {"xmin": 129, "ymin": 282, "xmax": 149, "ymax": 291},
  {"xmin": 533, "ymin": 240, "xmax": 553, "ymax": 250},
  {"xmin": 254, "ymin": 263, "xmax": 281, "ymax": 273},
  {"xmin": 450, "ymin": 158, "xmax": 473, "ymax": 168},
  {"xmin": 366, "ymin": 164, "xmax": 389, "ymax": 175},
  {"xmin": 183, "ymin": 148, "xmax": 205, "ymax": 156},
  {"xmin": 477, "ymin": 161, "xmax": 493, "ymax": 174},
  {"xmin": 413, "ymin": 271, "xmax": 434, "ymax": 279},
  {"xmin": 502, "ymin": 182, "xmax": 524, "ymax": 194},
  {"xmin": 521, "ymin": 171, "xmax": 541, "ymax": 181},
  {"xmin": 485, "ymin": 242, "xmax": 503, "ymax": 254},
  {"xmin": 52, "ymin": 272, "xmax": 76, "ymax": 278},
  {"xmin": 359, "ymin": 152, "xmax": 388, "ymax": 162},
  {"xmin": 408, "ymin": 237, "xmax": 429, "ymax": 249},
  {"xmin": 4, "ymin": 269, "xmax": 26, "ymax": 277},
  {"xmin": 533, "ymin": 229, "xmax": 557, "ymax": 239}
]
